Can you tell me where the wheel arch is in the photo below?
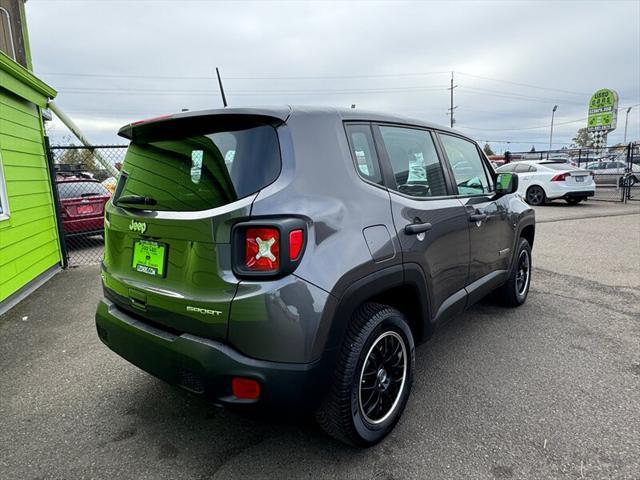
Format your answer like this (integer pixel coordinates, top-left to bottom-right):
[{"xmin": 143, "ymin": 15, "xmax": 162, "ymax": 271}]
[
  {"xmin": 526, "ymin": 182, "xmax": 547, "ymax": 196},
  {"xmin": 520, "ymin": 223, "xmax": 535, "ymax": 248},
  {"xmin": 507, "ymin": 217, "xmax": 535, "ymax": 274},
  {"xmin": 320, "ymin": 264, "xmax": 431, "ymax": 360}
]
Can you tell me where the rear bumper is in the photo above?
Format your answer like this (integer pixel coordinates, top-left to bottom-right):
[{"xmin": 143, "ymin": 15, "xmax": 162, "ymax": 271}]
[
  {"xmin": 95, "ymin": 298, "xmax": 330, "ymax": 410},
  {"xmin": 546, "ymin": 186, "xmax": 595, "ymax": 200},
  {"xmin": 63, "ymin": 217, "xmax": 104, "ymax": 235},
  {"xmin": 560, "ymin": 190, "xmax": 595, "ymax": 200}
]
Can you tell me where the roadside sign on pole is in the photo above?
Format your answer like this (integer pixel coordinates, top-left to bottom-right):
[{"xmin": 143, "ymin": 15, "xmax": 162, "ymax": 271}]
[{"xmin": 587, "ymin": 88, "xmax": 619, "ymax": 132}]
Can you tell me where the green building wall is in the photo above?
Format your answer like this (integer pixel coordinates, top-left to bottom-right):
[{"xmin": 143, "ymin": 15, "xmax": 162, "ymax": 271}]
[{"xmin": 0, "ymin": 50, "xmax": 60, "ymax": 304}]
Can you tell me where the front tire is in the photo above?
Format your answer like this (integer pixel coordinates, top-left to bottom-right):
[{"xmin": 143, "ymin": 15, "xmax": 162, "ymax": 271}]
[
  {"xmin": 496, "ymin": 237, "xmax": 532, "ymax": 307},
  {"xmin": 526, "ymin": 185, "xmax": 546, "ymax": 206},
  {"xmin": 316, "ymin": 303, "xmax": 415, "ymax": 447}
]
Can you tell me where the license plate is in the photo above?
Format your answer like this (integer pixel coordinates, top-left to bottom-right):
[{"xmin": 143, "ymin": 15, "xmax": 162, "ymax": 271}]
[
  {"xmin": 132, "ymin": 240, "xmax": 167, "ymax": 277},
  {"xmin": 77, "ymin": 204, "xmax": 94, "ymax": 214},
  {"xmin": 575, "ymin": 176, "xmax": 584, "ymax": 182}
]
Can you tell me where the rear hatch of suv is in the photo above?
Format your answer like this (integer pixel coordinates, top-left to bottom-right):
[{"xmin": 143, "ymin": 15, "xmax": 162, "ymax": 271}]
[{"xmin": 102, "ymin": 113, "xmax": 283, "ymax": 342}]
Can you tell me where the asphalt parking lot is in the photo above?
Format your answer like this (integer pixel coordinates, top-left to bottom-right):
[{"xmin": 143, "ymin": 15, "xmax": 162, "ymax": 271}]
[{"xmin": 1, "ymin": 201, "xmax": 639, "ymax": 480}]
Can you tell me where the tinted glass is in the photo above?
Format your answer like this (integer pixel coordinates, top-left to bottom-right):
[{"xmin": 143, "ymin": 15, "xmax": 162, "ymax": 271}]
[
  {"xmin": 514, "ymin": 163, "xmax": 531, "ymax": 173},
  {"xmin": 497, "ymin": 163, "xmax": 516, "ymax": 173},
  {"xmin": 379, "ymin": 126, "xmax": 447, "ymax": 197},
  {"xmin": 57, "ymin": 181, "xmax": 110, "ymax": 199},
  {"xmin": 115, "ymin": 125, "xmax": 280, "ymax": 211},
  {"xmin": 541, "ymin": 162, "xmax": 576, "ymax": 171},
  {"xmin": 439, "ymin": 134, "xmax": 492, "ymax": 195},
  {"xmin": 345, "ymin": 124, "xmax": 382, "ymax": 184}
]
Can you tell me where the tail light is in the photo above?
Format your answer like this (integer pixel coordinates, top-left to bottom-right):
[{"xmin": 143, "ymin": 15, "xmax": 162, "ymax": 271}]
[
  {"xmin": 289, "ymin": 229, "xmax": 304, "ymax": 260},
  {"xmin": 233, "ymin": 219, "xmax": 307, "ymax": 278},
  {"xmin": 245, "ymin": 228, "xmax": 280, "ymax": 271},
  {"xmin": 551, "ymin": 172, "xmax": 570, "ymax": 181}
]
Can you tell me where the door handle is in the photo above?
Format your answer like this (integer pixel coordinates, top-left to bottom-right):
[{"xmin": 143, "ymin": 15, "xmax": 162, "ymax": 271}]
[
  {"xmin": 405, "ymin": 222, "xmax": 433, "ymax": 235},
  {"xmin": 469, "ymin": 213, "xmax": 487, "ymax": 222}
]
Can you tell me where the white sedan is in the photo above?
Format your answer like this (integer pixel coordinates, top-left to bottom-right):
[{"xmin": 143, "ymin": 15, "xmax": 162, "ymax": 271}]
[{"xmin": 496, "ymin": 161, "xmax": 596, "ymax": 205}]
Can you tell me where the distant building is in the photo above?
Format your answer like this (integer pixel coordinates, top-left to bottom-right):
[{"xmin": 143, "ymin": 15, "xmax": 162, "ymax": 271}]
[{"xmin": 1, "ymin": 0, "xmax": 62, "ymax": 313}]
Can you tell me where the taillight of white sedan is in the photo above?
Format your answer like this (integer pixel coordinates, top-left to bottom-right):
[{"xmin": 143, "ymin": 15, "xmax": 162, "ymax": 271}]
[{"xmin": 496, "ymin": 160, "xmax": 595, "ymax": 205}]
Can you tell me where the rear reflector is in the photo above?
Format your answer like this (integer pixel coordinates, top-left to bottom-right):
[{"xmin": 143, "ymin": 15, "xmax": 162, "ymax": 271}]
[
  {"xmin": 232, "ymin": 377, "xmax": 261, "ymax": 400},
  {"xmin": 245, "ymin": 227, "xmax": 280, "ymax": 271},
  {"xmin": 289, "ymin": 229, "xmax": 304, "ymax": 260}
]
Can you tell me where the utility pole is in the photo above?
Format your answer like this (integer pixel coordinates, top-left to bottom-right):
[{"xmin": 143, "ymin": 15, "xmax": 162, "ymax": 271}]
[
  {"xmin": 447, "ymin": 71, "xmax": 458, "ymax": 128},
  {"xmin": 549, "ymin": 105, "xmax": 558, "ymax": 151},
  {"xmin": 216, "ymin": 67, "xmax": 228, "ymax": 107},
  {"xmin": 623, "ymin": 106, "xmax": 633, "ymax": 144}
]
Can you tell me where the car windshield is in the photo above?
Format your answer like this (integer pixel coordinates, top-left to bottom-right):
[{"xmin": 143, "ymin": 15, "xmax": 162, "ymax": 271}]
[{"xmin": 57, "ymin": 181, "xmax": 111, "ymax": 199}]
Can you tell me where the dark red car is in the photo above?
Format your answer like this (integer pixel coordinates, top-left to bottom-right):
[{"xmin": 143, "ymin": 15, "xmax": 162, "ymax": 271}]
[{"xmin": 57, "ymin": 177, "xmax": 111, "ymax": 236}]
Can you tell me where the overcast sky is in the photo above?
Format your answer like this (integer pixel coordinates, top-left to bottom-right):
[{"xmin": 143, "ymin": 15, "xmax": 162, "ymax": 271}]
[{"xmin": 26, "ymin": 0, "xmax": 640, "ymax": 152}]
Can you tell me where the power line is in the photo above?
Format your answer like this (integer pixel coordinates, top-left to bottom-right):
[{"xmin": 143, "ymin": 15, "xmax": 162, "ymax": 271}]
[
  {"xmin": 38, "ymin": 70, "xmax": 450, "ymax": 81},
  {"xmin": 38, "ymin": 69, "xmax": 589, "ymax": 99},
  {"xmin": 56, "ymin": 85, "xmax": 449, "ymax": 96},
  {"xmin": 459, "ymin": 87, "xmax": 585, "ymax": 106},
  {"xmin": 458, "ymin": 117, "xmax": 587, "ymax": 132},
  {"xmin": 461, "ymin": 86, "xmax": 586, "ymax": 105},
  {"xmin": 455, "ymin": 102, "xmax": 640, "ymax": 132},
  {"xmin": 455, "ymin": 72, "xmax": 588, "ymax": 96},
  {"xmin": 474, "ymin": 139, "xmax": 572, "ymax": 145}
]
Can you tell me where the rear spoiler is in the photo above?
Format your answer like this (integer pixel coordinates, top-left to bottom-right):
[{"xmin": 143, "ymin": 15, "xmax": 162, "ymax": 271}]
[{"xmin": 118, "ymin": 107, "xmax": 291, "ymax": 142}]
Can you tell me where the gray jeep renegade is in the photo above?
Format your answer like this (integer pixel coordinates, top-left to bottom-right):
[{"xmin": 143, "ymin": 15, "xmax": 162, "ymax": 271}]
[{"xmin": 96, "ymin": 106, "xmax": 534, "ymax": 446}]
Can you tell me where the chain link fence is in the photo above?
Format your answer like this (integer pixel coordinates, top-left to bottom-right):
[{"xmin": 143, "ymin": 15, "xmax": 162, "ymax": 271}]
[
  {"xmin": 47, "ymin": 142, "xmax": 127, "ymax": 267},
  {"xmin": 46, "ymin": 141, "xmax": 639, "ymax": 268},
  {"xmin": 506, "ymin": 143, "xmax": 640, "ymax": 202}
]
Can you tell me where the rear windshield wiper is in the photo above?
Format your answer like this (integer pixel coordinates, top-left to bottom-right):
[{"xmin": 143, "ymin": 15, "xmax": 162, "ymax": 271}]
[{"xmin": 114, "ymin": 194, "xmax": 157, "ymax": 207}]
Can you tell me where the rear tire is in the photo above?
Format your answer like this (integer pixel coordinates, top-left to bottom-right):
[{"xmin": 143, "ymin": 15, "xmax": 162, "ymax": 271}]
[
  {"xmin": 496, "ymin": 237, "xmax": 532, "ymax": 307},
  {"xmin": 316, "ymin": 303, "xmax": 415, "ymax": 447},
  {"xmin": 526, "ymin": 186, "xmax": 546, "ymax": 206}
]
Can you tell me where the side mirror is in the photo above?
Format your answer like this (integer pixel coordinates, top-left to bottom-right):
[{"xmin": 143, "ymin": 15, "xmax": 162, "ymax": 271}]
[{"xmin": 495, "ymin": 172, "xmax": 519, "ymax": 195}]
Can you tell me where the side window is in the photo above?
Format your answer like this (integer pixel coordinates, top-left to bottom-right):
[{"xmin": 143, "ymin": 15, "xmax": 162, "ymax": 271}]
[
  {"xmin": 0, "ymin": 2, "xmax": 26, "ymax": 67},
  {"xmin": 528, "ymin": 165, "xmax": 537, "ymax": 173},
  {"xmin": 497, "ymin": 164, "xmax": 516, "ymax": 173},
  {"xmin": 0, "ymin": 149, "xmax": 9, "ymax": 220},
  {"xmin": 0, "ymin": 7, "xmax": 15, "ymax": 61},
  {"xmin": 439, "ymin": 134, "xmax": 492, "ymax": 196},
  {"xmin": 379, "ymin": 126, "xmax": 447, "ymax": 197},
  {"xmin": 514, "ymin": 163, "xmax": 530, "ymax": 173},
  {"xmin": 345, "ymin": 124, "xmax": 382, "ymax": 185}
]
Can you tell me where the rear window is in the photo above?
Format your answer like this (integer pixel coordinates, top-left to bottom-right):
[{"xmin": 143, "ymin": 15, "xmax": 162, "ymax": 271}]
[
  {"xmin": 539, "ymin": 162, "xmax": 576, "ymax": 171},
  {"xmin": 114, "ymin": 124, "xmax": 281, "ymax": 211},
  {"xmin": 58, "ymin": 181, "xmax": 110, "ymax": 199}
]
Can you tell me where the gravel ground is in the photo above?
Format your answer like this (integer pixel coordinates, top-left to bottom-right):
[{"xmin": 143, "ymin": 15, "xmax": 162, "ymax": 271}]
[{"xmin": 1, "ymin": 204, "xmax": 639, "ymax": 480}]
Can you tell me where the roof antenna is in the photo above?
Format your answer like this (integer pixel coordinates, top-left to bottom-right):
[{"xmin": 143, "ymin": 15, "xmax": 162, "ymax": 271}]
[{"xmin": 216, "ymin": 67, "xmax": 228, "ymax": 107}]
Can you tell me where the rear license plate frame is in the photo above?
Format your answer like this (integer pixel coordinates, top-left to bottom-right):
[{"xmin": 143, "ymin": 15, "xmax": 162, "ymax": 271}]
[
  {"xmin": 77, "ymin": 204, "xmax": 94, "ymax": 214},
  {"xmin": 132, "ymin": 239, "xmax": 168, "ymax": 277}
]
